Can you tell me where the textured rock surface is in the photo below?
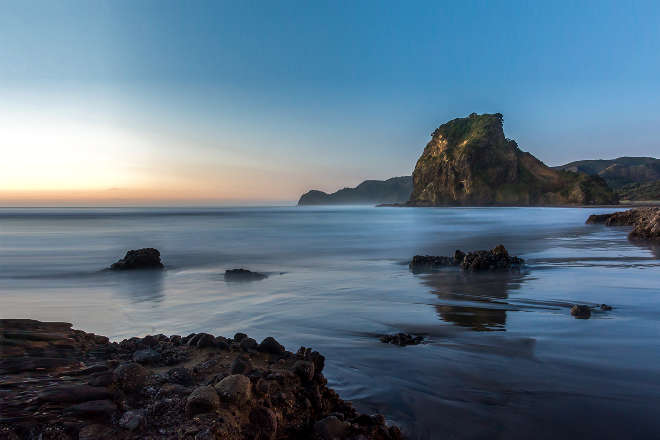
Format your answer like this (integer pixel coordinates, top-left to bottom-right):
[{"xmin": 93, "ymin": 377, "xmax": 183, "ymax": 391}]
[
  {"xmin": 408, "ymin": 113, "xmax": 617, "ymax": 206},
  {"xmin": 110, "ymin": 248, "xmax": 164, "ymax": 270},
  {"xmin": 0, "ymin": 319, "xmax": 402, "ymax": 439},
  {"xmin": 298, "ymin": 176, "xmax": 412, "ymax": 205},
  {"xmin": 410, "ymin": 245, "xmax": 524, "ymax": 272},
  {"xmin": 586, "ymin": 207, "xmax": 659, "ymax": 242}
]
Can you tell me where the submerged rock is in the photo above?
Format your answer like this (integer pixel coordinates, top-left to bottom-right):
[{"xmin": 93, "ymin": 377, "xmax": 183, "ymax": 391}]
[
  {"xmin": 379, "ymin": 333, "xmax": 425, "ymax": 346},
  {"xmin": 586, "ymin": 207, "xmax": 660, "ymax": 242},
  {"xmin": 110, "ymin": 248, "xmax": 164, "ymax": 270},
  {"xmin": 570, "ymin": 305, "xmax": 592, "ymax": 319},
  {"xmin": 410, "ymin": 245, "xmax": 524, "ymax": 272},
  {"xmin": 224, "ymin": 268, "xmax": 268, "ymax": 281}
]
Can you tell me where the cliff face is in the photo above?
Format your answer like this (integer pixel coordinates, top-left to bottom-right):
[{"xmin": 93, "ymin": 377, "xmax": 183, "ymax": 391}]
[
  {"xmin": 408, "ymin": 113, "xmax": 617, "ymax": 206},
  {"xmin": 298, "ymin": 176, "xmax": 412, "ymax": 205}
]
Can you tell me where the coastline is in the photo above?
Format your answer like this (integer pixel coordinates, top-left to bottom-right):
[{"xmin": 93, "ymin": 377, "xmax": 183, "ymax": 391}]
[{"xmin": 0, "ymin": 319, "xmax": 403, "ymax": 440}]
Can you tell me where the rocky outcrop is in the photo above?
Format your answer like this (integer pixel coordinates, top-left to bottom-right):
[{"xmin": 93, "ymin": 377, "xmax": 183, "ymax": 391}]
[
  {"xmin": 586, "ymin": 207, "xmax": 660, "ymax": 242},
  {"xmin": 410, "ymin": 245, "xmax": 524, "ymax": 272},
  {"xmin": 298, "ymin": 176, "xmax": 412, "ymax": 205},
  {"xmin": 224, "ymin": 268, "xmax": 268, "ymax": 282},
  {"xmin": 110, "ymin": 248, "xmax": 163, "ymax": 270},
  {"xmin": 0, "ymin": 319, "xmax": 402, "ymax": 439},
  {"xmin": 408, "ymin": 113, "xmax": 617, "ymax": 206}
]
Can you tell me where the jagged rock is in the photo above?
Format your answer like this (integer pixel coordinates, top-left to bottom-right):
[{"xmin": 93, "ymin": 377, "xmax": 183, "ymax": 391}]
[
  {"xmin": 110, "ymin": 248, "xmax": 164, "ymax": 270},
  {"xmin": 379, "ymin": 333, "xmax": 425, "ymax": 346},
  {"xmin": 298, "ymin": 176, "xmax": 413, "ymax": 206},
  {"xmin": 571, "ymin": 305, "xmax": 592, "ymax": 319},
  {"xmin": 249, "ymin": 406, "xmax": 278, "ymax": 438},
  {"xmin": 586, "ymin": 207, "xmax": 660, "ymax": 242},
  {"xmin": 224, "ymin": 268, "xmax": 268, "ymax": 281},
  {"xmin": 113, "ymin": 362, "xmax": 148, "ymax": 392},
  {"xmin": 410, "ymin": 245, "xmax": 523, "ymax": 272},
  {"xmin": 293, "ymin": 360, "xmax": 315, "ymax": 382},
  {"xmin": 214, "ymin": 374, "xmax": 252, "ymax": 406},
  {"xmin": 408, "ymin": 113, "xmax": 617, "ymax": 206},
  {"xmin": 185, "ymin": 386, "xmax": 220, "ymax": 417},
  {"xmin": 258, "ymin": 336, "xmax": 286, "ymax": 355}
]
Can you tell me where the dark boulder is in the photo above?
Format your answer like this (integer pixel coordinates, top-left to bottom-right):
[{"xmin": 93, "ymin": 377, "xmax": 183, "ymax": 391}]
[
  {"xmin": 258, "ymin": 337, "xmax": 285, "ymax": 355},
  {"xmin": 224, "ymin": 268, "xmax": 268, "ymax": 282},
  {"xmin": 110, "ymin": 248, "xmax": 164, "ymax": 270},
  {"xmin": 570, "ymin": 305, "xmax": 592, "ymax": 319}
]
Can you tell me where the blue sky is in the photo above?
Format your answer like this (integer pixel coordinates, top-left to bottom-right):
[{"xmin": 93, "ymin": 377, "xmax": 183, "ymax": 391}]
[{"xmin": 1, "ymin": 1, "xmax": 659, "ymax": 203}]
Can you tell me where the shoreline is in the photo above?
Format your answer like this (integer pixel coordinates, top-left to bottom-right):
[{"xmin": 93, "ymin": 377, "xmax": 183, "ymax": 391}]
[{"xmin": 0, "ymin": 319, "xmax": 403, "ymax": 440}]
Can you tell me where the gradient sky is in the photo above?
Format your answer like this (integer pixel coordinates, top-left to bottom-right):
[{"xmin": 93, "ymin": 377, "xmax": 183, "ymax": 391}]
[{"xmin": 1, "ymin": 1, "xmax": 659, "ymax": 205}]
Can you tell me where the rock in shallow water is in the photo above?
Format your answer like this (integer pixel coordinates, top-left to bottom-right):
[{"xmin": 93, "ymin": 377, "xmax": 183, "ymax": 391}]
[
  {"xmin": 570, "ymin": 305, "xmax": 592, "ymax": 319},
  {"xmin": 379, "ymin": 333, "xmax": 425, "ymax": 346},
  {"xmin": 586, "ymin": 207, "xmax": 660, "ymax": 242},
  {"xmin": 110, "ymin": 248, "xmax": 164, "ymax": 270},
  {"xmin": 410, "ymin": 244, "xmax": 524, "ymax": 272},
  {"xmin": 224, "ymin": 268, "xmax": 268, "ymax": 281}
]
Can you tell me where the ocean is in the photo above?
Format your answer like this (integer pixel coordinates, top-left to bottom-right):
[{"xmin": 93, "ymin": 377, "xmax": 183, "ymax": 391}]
[{"xmin": 1, "ymin": 206, "xmax": 659, "ymax": 439}]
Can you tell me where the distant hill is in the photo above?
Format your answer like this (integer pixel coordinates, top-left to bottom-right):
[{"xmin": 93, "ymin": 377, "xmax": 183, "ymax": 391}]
[
  {"xmin": 554, "ymin": 157, "xmax": 660, "ymax": 201},
  {"xmin": 298, "ymin": 176, "xmax": 412, "ymax": 205},
  {"xmin": 407, "ymin": 113, "xmax": 617, "ymax": 206},
  {"xmin": 554, "ymin": 157, "xmax": 660, "ymax": 188}
]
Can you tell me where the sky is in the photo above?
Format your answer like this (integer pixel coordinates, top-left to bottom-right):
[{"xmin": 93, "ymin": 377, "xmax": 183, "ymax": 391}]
[{"xmin": 1, "ymin": 0, "xmax": 659, "ymax": 205}]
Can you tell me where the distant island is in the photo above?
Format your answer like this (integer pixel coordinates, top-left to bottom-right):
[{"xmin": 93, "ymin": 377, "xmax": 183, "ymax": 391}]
[
  {"xmin": 297, "ymin": 176, "xmax": 412, "ymax": 205},
  {"xmin": 297, "ymin": 113, "xmax": 658, "ymax": 206},
  {"xmin": 554, "ymin": 157, "xmax": 660, "ymax": 202}
]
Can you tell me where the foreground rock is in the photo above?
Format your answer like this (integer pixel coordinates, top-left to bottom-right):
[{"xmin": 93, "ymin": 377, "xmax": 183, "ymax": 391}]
[
  {"xmin": 410, "ymin": 245, "xmax": 524, "ymax": 272},
  {"xmin": 0, "ymin": 319, "xmax": 402, "ymax": 440},
  {"xmin": 110, "ymin": 248, "xmax": 164, "ymax": 270},
  {"xmin": 224, "ymin": 268, "xmax": 268, "ymax": 282},
  {"xmin": 408, "ymin": 113, "xmax": 617, "ymax": 206},
  {"xmin": 586, "ymin": 207, "xmax": 660, "ymax": 242}
]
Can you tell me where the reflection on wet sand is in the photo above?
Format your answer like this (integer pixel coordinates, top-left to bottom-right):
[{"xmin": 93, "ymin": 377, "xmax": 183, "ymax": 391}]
[
  {"xmin": 111, "ymin": 269, "xmax": 165, "ymax": 304},
  {"xmin": 417, "ymin": 270, "xmax": 525, "ymax": 331}
]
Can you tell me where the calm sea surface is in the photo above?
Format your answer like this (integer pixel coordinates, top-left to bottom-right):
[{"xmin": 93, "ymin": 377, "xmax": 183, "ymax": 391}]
[{"xmin": 1, "ymin": 206, "xmax": 659, "ymax": 439}]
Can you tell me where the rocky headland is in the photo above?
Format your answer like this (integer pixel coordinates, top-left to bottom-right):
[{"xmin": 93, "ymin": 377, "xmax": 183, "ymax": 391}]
[
  {"xmin": 298, "ymin": 177, "xmax": 412, "ymax": 206},
  {"xmin": 586, "ymin": 207, "xmax": 660, "ymax": 242},
  {"xmin": 0, "ymin": 319, "xmax": 402, "ymax": 440},
  {"xmin": 410, "ymin": 245, "xmax": 524, "ymax": 272},
  {"xmin": 407, "ymin": 113, "xmax": 617, "ymax": 206}
]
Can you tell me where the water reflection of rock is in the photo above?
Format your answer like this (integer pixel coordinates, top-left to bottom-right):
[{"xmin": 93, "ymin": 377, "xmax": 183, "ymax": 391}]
[
  {"xmin": 420, "ymin": 270, "xmax": 525, "ymax": 331},
  {"xmin": 112, "ymin": 270, "xmax": 165, "ymax": 304}
]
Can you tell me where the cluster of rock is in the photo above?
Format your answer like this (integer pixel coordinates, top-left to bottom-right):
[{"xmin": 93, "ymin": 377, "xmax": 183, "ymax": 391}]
[
  {"xmin": 224, "ymin": 269, "xmax": 268, "ymax": 282},
  {"xmin": 110, "ymin": 248, "xmax": 164, "ymax": 270},
  {"xmin": 410, "ymin": 245, "xmax": 524, "ymax": 272},
  {"xmin": 586, "ymin": 207, "xmax": 660, "ymax": 242},
  {"xmin": 379, "ymin": 333, "xmax": 425, "ymax": 347},
  {"xmin": 0, "ymin": 319, "xmax": 402, "ymax": 440}
]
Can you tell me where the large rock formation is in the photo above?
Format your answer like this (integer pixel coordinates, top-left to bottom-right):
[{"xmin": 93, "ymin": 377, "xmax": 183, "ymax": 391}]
[
  {"xmin": 407, "ymin": 113, "xmax": 617, "ymax": 206},
  {"xmin": 555, "ymin": 157, "xmax": 660, "ymax": 201},
  {"xmin": 298, "ymin": 176, "xmax": 412, "ymax": 205}
]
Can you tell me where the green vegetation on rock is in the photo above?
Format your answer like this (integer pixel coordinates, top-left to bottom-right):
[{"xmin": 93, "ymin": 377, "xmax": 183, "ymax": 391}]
[
  {"xmin": 298, "ymin": 176, "xmax": 412, "ymax": 205},
  {"xmin": 408, "ymin": 113, "xmax": 618, "ymax": 206}
]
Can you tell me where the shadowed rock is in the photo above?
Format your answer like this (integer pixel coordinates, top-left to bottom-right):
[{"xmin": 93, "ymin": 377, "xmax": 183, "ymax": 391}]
[
  {"xmin": 410, "ymin": 245, "xmax": 523, "ymax": 272},
  {"xmin": 570, "ymin": 305, "xmax": 592, "ymax": 319},
  {"xmin": 110, "ymin": 248, "xmax": 164, "ymax": 270},
  {"xmin": 379, "ymin": 333, "xmax": 425, "ymax": 346},
  {"xmin": 224, "ymin": 268, "xmax": 268, "ymax": 282},
  {"xmin": 586, "ymin": 207, "xmax": 659, "ymax": 242}
]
